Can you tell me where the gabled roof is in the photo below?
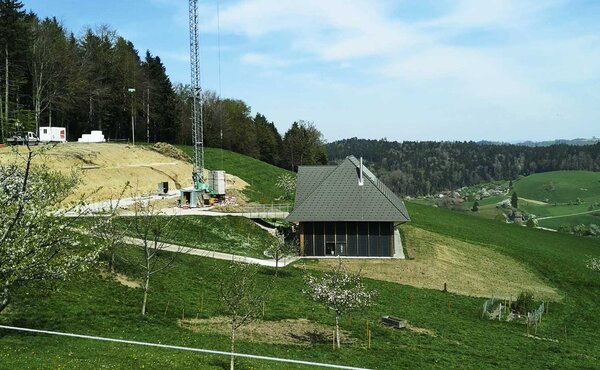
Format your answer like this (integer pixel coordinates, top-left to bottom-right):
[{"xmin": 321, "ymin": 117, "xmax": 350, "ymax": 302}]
[{"xmin": 286, "ymin": 156, "xmax": 410, "ymax": 222}]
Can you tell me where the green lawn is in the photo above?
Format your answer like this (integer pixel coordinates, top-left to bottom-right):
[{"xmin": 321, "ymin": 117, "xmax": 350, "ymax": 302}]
[
  {"xmin": 2, "ymin": 204, "xmax": 600, "ymax": 368},
  {"xmin": 538, "ymin": 212, "xmax": 600, "ymax": 230},
  {"xmin": 513, "ymin": 170, "xmax": 600, "ymax": 204},
  {"xmin": 136, "ymin": 216, "xmax": 276, "ymax": 259},
  {"xmin": 177, "ymin": 146, "xmax": 295, "ymax": 204},
  {"xmin": 77, "ymin": 216, "xmax": 277, "ymax": 259}
]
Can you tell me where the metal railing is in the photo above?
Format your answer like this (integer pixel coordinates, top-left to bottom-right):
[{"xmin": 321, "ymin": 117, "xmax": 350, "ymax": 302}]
[{"xmin": 228, "ymin": 204, "xmax": 293, "ymax": 218}]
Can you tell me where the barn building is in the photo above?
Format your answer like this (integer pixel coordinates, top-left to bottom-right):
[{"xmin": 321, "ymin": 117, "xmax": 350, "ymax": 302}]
[{"xmin": 286, "ymin": 156, "xmax": 410, "ymax": 257}]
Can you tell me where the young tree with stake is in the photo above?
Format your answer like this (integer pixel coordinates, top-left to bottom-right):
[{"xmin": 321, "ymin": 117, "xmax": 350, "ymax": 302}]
[
  {"xmin": 90, "ymin": 186, "xmax": 130, "ymax": 273},
  {"xmin": 265, "ymin": 232, "xmax": 298, "ymax": 277},
  {"xmin": 129, "ymin": 199, "xmax": 181, "ymax": 316},
  {"xmin": 219, "ymin": 261, "xmax": 267, "ymax": 370},
  {"xmin": 303, "ymin": 259, "xmax": 376, "ymax": 349}
]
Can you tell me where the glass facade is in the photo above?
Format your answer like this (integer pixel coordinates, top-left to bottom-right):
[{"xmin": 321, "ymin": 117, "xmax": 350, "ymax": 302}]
[{"xmin": 301, "ymin": 221, "xmax": 394, "ymax": 257}]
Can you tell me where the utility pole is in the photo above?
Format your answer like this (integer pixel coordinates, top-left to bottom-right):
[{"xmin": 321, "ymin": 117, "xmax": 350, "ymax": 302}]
[
  {"xmin": 146, "ymin": 87, "xmax": 150, "ymax": 144},
  {"xmin": 128, "ymin": 87, "xmax": 136, "ymax": 145}
]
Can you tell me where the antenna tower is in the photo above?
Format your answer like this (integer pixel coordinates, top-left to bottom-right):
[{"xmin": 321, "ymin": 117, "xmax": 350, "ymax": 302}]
[{"xmin": 189, "ymin": 0, "xmax": 204, "ymax": 187}]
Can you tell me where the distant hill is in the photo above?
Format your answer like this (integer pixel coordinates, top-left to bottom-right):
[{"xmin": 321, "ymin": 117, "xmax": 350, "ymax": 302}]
[
  {"xmin": 327, "ymin": 138, "xmax": 600, "ymax": 196},
  {"xmin": 517, "ymin": 137, "xmax": 600, "ymax": 147}
]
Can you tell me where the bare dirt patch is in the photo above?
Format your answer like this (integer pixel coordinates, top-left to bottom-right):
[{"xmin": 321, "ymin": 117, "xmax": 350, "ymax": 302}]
[
  {"xmin": 306, "ymin": 225, "xmax": 561, "ymax": 301},
  {"xmin": 99, "ymin": 270, "xmax": 141, "ymax": 289},
  {"xmin": 178, "ymin": 316, "xmax": 354, "ymax": 346},
  {"xmin": 0, "ymin": 143, "xmax": 247, "ymax": 204},
  {"xmin": 406, "ymin": 324, "xmax": 437, "ymax": 337}
]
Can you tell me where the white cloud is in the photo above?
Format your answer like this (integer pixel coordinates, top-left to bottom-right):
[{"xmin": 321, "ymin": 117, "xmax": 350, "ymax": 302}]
[
  {"xmin": 195, "ymin": 0, "xmax": 600, "ymax": 140},
  {"xmin": 241, "ymin": 53, "xmax": 294, "ymax": 68}
]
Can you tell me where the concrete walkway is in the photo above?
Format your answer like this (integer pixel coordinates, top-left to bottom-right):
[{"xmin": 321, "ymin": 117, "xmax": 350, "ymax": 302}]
[
  {"xmin": 123, "ymin": 237, "xmax": 300, "ymax": 267},
  {"xmin": 537, "ymin": 209, "xmax": 597, "ymax": 221}
]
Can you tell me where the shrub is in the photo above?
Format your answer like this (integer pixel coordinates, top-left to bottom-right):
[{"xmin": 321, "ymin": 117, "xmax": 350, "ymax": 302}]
[{"xmin": 514, "ymin": 291, "xmax": 535, "ymax": 314}]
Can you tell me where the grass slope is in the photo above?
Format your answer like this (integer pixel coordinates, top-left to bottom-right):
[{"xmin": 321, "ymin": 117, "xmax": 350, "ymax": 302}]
[
  {"xmin": 177, "ymin": 146, "xmax": 295, "ymax": 204},
  {"xmin": 2, "ymin": 205, "xmax": 600, "ymax": 368},
  {"xmin": 513, "ymin": 170, "xmax": 600, "ymax": 204},
  {"xmin": 510, "ymin": 171, "xmax": 600, "ymax": 228},
  {"xmin": 126, "ymin": 216, "xmax": 276, "ymax": 259}
]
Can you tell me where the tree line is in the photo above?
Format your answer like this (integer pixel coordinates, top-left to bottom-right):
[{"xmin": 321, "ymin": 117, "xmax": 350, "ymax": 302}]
[
  {"xmin": 327, "ymin": 138, "xmax": 600, "ymax": 196},
  {"xmin": 0, "ymin": 0, "xmax": 326, "ymax": 170}
]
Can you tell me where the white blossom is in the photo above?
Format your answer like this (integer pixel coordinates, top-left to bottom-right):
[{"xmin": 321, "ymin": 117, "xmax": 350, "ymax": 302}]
[{"xmin": 303, "ymin": 259, "xmax": 376, "ymax": 348}]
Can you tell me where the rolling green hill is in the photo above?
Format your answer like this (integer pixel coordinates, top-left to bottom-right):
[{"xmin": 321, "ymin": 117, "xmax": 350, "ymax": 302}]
[
  {"xmin": 511, "ymin": 171, "xmax": 600, "ymax": 229},
  {"xmin": 2, "ymin": 203, "xmax": 600, "ymax": 368},
  {"xmin": 177, "ymin": 146, "xmax": 295, "ymax": 204},
  {"xmin": 513, "ymin": 170, "xmax": 600, "ymax": 204}
]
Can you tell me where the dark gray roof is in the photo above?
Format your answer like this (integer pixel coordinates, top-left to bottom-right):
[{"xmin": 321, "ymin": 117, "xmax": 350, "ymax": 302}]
[{"xmin": 286, "ymin": 156, "xmax": 410, "ymax": 222}]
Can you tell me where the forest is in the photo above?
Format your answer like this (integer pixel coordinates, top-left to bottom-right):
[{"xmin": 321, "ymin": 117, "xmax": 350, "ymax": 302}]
[
  {"xmin": 0, "ymin": 0, "xmax": 327, "ymax": 170},
  {"xmin": 3, "ymin": 0, "xmax": 599, "ymax": 196},
  {"xmin": 327, "ymin": 138, "xmax": 600, "ymax": 196}
]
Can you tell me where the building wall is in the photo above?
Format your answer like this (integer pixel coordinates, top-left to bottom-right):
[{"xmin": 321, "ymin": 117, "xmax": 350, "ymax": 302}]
[{"xmin": 300, "ymin": 221, "xmax": 394, "ymax": 257}]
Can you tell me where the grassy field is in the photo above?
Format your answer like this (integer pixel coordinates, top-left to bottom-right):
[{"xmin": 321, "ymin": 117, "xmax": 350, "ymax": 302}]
[
  {"xmin": 129, "ymin": 216, "xmax": 276, "ymax": 259},
  {"xmin": 177, "ymin": 146, "xmax": 295, "ymax": 204},
  {"xmin": 512, "ymin": 171, "xmax": 600, "ymax": 229},
  {"xmin": 2, "ymin": 204, "xmax": 600, "ymax": 369},
  {"xmin": 428, "ymin": 171, "xmax": 600, "ymax": 230},
  {"xmin": 513, "ymin": 170, "xmax": 600, "ymax": 204}
]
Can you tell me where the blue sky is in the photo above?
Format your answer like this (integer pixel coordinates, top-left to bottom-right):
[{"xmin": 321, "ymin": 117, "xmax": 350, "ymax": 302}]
[{"xmin": 24, "ymin": 0, "xmax": 600, "ymax": 142}]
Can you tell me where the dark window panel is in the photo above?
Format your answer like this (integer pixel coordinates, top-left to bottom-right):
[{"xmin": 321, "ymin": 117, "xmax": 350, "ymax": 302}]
[
  {"xmin": 358, "ymin": 222, "xmax": 369, "ymax": 256},
  {"xmin": 347, "ymin": 222, "xmax": 358, "ymax": 256},
  {"xmin": 314, "ymin": 222, "xmax": 325, "ymax": 256},
  {"xmin": 304, "ymin": 222, "xmax": 314, "ymax": 256}
]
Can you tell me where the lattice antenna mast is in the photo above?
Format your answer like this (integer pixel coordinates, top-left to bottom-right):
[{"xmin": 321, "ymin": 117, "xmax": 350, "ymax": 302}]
[{"xmin": 189, "ymin": 0, "xmax": 204, "ymax": 187}]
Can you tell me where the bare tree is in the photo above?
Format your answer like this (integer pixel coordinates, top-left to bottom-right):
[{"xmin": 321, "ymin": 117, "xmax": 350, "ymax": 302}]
[
  {"xmin": 29, "ymin": 19, "xmax": 68, "ymax": 131},
  {"xmin": 90, "ymin": 185, "xmax": 130, "ymax": 273},
  {"xmin": 304, "ymin": 259, "xmax": 376, "ymax": 349},
  {"xmin": 219, "ymin": 261, "xmax": 267, "ymax": 370},
  {"xmin": 0, "ymin": 145, "xmax": 102, "ymax": 313},
  {"xmin": 129, "ymin": 199, "xmax": 181, "ymax": 316},
  {"xmin": 265, "ymin": 232, "xmax": 298, "ymax": 277}
]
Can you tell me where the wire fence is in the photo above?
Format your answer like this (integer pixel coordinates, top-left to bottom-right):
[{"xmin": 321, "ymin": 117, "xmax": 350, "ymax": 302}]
[
  {"xmin": 481, "ymin": 297, "xmax": 547, "ymax": 334},
  {"xmin": 0, "ymin": 325, "xmax": 370, "ymax": 370}
]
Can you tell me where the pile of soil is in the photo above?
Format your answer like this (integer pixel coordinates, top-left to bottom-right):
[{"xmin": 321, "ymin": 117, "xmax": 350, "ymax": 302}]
[{"xmin": 147, "ymin": 142, "xmax": 192, "ymax": 163}]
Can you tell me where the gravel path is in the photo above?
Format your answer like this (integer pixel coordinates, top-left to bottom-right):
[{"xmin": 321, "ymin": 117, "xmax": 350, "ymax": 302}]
[{"xmin": 124, "ymin": 237, "xmax": 299, "ymax": 267}]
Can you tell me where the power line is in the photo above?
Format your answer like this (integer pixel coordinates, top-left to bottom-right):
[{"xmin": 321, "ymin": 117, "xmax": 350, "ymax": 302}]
[{"xmin": 0, "ymin": 325, "xmax": 371, "ymax": 370}]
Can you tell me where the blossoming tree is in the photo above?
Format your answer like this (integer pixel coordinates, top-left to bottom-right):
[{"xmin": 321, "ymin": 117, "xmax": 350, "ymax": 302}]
[
  {"xmin": 0, "ymin": 146, "xmax": 102, "ymax": 313},
  {"xmin": 303, "ymin": 259, "xmax": 376, "ymax": 349}
]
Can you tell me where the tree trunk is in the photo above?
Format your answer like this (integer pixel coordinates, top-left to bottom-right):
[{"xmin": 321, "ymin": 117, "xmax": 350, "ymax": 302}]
[
  {"xmin": 4, "ymin": 47, "xmax": 8, "ymax": 132},
  {"xmin": 0, "ymin": 85, "xmax": 3, "ymax": 140},
  {"xmin": 142, "ymin": 270, "xmax": 150, "ymax": 315},
  {"xmin": 109, "ymin": 249, "xmax": 115, "ymax": 273},
  {"xmin": 335, "ymin": 314, "xmax": 341, "ymax": 349},
  {"xmin": 275, "ymin": 252, "xmax": 279, "ymax": 277},
  {"xmin": 230, "ymin": 322, "xmax": 236, "ymax": 370},
  {"xmin": 0, "ymin": 285, "xmax": 9, "ymax": 313}
]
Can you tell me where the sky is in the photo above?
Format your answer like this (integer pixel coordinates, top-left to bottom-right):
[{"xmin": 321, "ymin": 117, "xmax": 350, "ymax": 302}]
[{"xmin": 24, "ymin": 0, "xmax": 600, "ymax": 143}]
